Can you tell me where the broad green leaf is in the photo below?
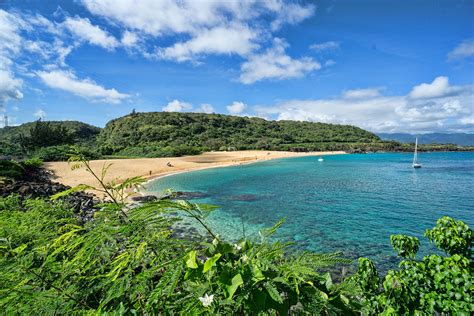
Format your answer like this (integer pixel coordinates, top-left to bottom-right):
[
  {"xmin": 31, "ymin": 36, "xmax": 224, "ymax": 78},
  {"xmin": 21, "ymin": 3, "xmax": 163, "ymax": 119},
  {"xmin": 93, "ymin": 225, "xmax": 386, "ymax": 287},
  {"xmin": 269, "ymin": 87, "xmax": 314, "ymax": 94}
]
[
  {"xmin": 226, "ymin": 273, "xmax": 244, "ymax": 299},
  {"xmin": 186, "ymin": 250, "xmax": 198, "ymax": 269},
  {"xmin": 203, "ymin": 253, "xmax": 221, "ymax": 273}
]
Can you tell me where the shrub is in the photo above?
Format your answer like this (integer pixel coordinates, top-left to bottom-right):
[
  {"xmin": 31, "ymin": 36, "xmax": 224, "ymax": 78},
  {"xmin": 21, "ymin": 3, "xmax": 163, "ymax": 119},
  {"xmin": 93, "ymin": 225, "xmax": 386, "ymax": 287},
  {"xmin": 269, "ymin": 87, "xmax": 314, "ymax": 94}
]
[
  {"xmin": 0, "ymin": 160, "xmax": 24, "ymax": 178},
  {"xmin": 21, "ymin": 157, "xmax": 43, "ymax": 170},
  {"xmin": 355, "ymin": 216, "xmax": 473, "ymax": 314}
]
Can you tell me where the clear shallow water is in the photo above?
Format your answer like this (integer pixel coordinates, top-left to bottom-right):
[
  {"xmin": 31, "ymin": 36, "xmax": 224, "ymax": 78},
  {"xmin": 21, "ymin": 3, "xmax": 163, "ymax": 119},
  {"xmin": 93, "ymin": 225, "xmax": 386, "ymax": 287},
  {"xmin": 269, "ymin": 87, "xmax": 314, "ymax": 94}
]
[{"xmin": 146, "ymin": 152, "xmax": 474, "ymax": 270}]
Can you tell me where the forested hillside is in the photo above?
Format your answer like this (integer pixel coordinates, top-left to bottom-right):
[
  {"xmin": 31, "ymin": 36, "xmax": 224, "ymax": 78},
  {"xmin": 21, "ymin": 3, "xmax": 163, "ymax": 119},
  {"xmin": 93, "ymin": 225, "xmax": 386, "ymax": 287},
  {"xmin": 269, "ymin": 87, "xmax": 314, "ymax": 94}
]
[
  {"xmin": 2, "ymin": 113, "xmax": 470, "ymax": 161},
  {"xmin": 98, "ymin": 112, "xmax": 389, "ymax": 157},
  {"xmin": 0, "ymin": 120, "xmax": 101, "ymax": 160}
]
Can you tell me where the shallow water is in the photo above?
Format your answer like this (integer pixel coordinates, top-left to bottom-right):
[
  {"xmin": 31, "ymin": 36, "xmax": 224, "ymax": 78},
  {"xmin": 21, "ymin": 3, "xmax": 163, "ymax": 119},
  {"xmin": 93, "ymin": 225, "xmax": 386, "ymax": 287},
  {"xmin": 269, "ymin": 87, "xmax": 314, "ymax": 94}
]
[{"xmin": 146, "ymin": 152, "xmax": 474, "ymax": 271}]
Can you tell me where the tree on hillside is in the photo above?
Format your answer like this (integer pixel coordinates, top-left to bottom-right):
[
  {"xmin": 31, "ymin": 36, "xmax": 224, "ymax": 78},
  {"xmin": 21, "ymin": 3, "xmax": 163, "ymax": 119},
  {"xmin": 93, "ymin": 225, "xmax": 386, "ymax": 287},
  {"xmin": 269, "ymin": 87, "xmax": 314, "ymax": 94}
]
[{"xmin": 19, "ymin": 119, "xmax": 74, "ymax": 151}]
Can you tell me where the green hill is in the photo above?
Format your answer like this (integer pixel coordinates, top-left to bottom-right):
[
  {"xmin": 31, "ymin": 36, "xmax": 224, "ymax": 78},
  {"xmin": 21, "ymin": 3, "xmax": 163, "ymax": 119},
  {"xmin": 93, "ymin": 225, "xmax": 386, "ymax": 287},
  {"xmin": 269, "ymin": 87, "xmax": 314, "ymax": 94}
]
[
  {"xmin": 0, "ymin": 120, "xmax": 101, "ymax": 160},
  {"xmin": 97, "ymin": 112, "xmax": 389, "ymax": 157},
  {"xmin": 0, "ymin": 120, "xmax": 101, "ymax": 142}
]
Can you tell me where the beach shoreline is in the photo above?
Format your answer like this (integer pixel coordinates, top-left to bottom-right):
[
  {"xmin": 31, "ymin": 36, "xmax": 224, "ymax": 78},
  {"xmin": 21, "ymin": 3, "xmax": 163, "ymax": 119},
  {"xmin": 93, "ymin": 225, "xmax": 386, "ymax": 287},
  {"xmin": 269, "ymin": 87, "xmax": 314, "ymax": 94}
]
[{"xmin": 45, "ymin": 150, "xmax": 345, "ymax": 196}]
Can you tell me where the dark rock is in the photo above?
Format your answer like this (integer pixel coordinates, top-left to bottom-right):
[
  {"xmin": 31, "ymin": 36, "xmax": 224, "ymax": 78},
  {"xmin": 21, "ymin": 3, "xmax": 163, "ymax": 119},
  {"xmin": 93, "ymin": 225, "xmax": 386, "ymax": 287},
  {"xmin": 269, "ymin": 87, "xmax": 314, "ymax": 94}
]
[
  {"xmin": 1, "ymin": 171, "xmax": 99, "ymax": 224},
  {"xmin": 174, "ymin": 191, "xmax": 209, "ymax": 199},
  {"xmin": 131, "ymin": 195, "xmax": 158, "ymax": 202}
]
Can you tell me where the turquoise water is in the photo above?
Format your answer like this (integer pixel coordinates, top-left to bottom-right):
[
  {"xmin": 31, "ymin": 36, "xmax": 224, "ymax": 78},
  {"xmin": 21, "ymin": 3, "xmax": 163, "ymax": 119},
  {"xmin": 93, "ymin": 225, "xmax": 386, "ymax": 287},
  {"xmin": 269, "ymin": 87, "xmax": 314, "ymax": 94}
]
[{"xmin": 146, "ymin": 152, "xmax": 474, "ymax": 270}]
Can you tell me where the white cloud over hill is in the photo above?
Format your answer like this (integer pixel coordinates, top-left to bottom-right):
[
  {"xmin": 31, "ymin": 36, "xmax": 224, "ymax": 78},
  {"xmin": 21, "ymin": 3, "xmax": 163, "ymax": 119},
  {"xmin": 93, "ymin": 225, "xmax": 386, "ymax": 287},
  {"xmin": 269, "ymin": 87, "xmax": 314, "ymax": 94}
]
[{"xmin": 254, "ymin": 77, "xmax": 474, "ymax": 133}]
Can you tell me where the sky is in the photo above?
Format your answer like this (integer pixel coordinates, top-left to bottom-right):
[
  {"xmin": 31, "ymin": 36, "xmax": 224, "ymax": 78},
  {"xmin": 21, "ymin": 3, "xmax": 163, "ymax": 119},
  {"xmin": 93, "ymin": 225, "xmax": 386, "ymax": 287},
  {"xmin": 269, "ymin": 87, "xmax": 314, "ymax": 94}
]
[{"xmin": 0, "ymin": 0, "xmax": 473, "ymax": 133}]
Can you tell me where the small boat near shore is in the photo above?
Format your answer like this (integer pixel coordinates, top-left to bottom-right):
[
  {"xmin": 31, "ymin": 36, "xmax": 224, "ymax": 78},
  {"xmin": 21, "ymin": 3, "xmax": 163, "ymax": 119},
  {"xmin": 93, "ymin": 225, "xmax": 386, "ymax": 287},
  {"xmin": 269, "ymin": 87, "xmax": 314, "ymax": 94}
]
[{"xmin": 318, "ymin": 157, "xmax": 324, "ymax": 162}]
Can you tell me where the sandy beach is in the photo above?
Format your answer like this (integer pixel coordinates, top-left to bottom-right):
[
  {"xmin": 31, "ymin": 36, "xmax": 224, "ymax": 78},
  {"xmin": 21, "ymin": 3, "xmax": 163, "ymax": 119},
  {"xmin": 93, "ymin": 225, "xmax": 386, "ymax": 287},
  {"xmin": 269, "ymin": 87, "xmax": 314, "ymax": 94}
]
[{"xmin": 45, "ymin": 151, "xmax": 345, "ymax": 193}]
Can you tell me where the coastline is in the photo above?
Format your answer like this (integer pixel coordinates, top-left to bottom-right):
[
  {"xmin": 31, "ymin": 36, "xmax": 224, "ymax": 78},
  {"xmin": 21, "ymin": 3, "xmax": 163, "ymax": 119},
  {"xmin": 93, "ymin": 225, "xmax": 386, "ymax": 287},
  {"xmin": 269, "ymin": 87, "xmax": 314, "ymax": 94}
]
[{"xmin": 45, "ymin": 150, "xmax": 345, "ymax": 196}]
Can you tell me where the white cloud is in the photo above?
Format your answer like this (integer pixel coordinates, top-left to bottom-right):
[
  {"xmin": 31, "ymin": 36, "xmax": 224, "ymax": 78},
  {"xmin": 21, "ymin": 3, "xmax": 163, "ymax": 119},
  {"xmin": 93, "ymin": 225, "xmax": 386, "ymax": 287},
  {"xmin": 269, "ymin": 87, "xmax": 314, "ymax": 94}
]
[
  {"xmin": 62, "ymin": 16, "xmax": 119, "ymax": 50},
  {"xmin": 324, "ymin": 59, "xmax": 336, "ymax": 67},
  {"xmin": 0, "ymin": 70, "xmax": 23, "ymax": 105},
  {"xmin": 254, "ymin": 77, "xmax": 474, "ymax": 133},
  {"xmin": 37, "ymin": 69, "xmax": 129, "ymax": 104},
  {"xmin": 196, "ymin": 103, "xmax": 214, "ymax": 114},
  {"xmin": 343, "ymin": 88, "xmax": 381, "ymax": 99},
  {"xmin": 310, "ymin": 41, "xmax": 340, "ymax": 52},
  {"xmin": 227, "ymin": 101, "xmax": 247, "ymax": 115},
  {"xmin": 270, "ymin": 2, "xmax": 316, "ymax": 31},
  {"xmin": 158, "ymin": 24, "xmax": 258, "ymax": 61},
  {"xmin": 448, "ymin": 39, "xmax": 474, "ymax": 60},
  {"xmin": 80, "ymin": 0, "xmax": 317, "ymax": 71},
  {"xmin": 459, "ymin": 116, "xmax": 474, "ymax": 125},
  {"xmin": 121, "ymin": 31, "xmax": 139, "ymax": 47},
  {"xmin": 239, "ymin": 38, "xmax": 320, "ymax": 84},
  {"xmin": 34, "ymin": 109, "xmax": 46, "ymax": 119},
  {"xmin": 162, "ymin": 99, "xmax": 193, "ymax": 112},
  {"xmin": 0, "ymin": 10, "xmax": 24, "ymax": 109},
  {"xmin": 409, "ymin": 76, "xmax": 458, "ymax": 99}
]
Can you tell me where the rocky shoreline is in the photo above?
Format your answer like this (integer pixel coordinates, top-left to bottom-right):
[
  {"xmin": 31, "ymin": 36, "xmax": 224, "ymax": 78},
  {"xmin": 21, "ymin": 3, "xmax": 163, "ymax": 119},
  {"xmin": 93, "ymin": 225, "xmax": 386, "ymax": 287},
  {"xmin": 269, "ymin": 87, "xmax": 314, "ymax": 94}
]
[{"xmin": 0, "ymin": 169, "xmax": 99, "ymax": 223}]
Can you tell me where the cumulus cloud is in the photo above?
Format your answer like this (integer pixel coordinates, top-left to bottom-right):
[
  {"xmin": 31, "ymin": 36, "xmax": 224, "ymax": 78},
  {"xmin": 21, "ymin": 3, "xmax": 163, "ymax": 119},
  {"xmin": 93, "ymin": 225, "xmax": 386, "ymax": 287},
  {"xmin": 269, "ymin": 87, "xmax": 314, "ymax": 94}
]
[
  {"xmin": 409, "ymin": 76, "xmax": 459, "ymax": 99},
  {"xmin": 226, "ymin": 101, "xmax": 247, "ymax": 115},
  {"xmin": 254, "ymin": 76, "xmax": 474, "ymax": 133},
  {"xmin": 80, "ymin": 0, "xmax": 318, "ymax": 76},
  {"xmin": 34, "ymin": 109, "xmax": 46, "ymax": 119},
  {"xmin": 0, "ymin": 70, "xmax": 23, "ymax": 106},
  {"xmin": 121, "ymin": 31, "xmax": 139, "ymax": 47},
  {"xmin": 239, "ymin": 38, "xmax": 320, "ymax": 84},
  {"xmin": 310, "ymin": 41, "xmax": 340, "ymax": 52},
  {"xmin": 343, "ymin": 88, "xmax": 381, "ymax": 99},
  {"xmin": 447, "ymin": 39, "xmax": 474, "ymax": 60},
  {"xmin": 37, "ymin": 69, "xmax": 130, "ymax": 104},
  {"xmin": 270, "ymin": 2, "xmax": 316, "ymax": 31},
  {"xmin": 162, "ymin": 99, "xmax": 193, "ymax": 112},
  {"xmin": 62, "ymin": 16, "xmax": 119, "ymax": 50},
  {"xmin": 0, "ymin": 10, "xmax": 24, "ymax": 109},
  {"xmin": 196, "ymin": 103, "xmax": 214, "ymax": 114},
  {"xmin": 158, "ymin": 24, "xmax": 258, "ymax": 61}
]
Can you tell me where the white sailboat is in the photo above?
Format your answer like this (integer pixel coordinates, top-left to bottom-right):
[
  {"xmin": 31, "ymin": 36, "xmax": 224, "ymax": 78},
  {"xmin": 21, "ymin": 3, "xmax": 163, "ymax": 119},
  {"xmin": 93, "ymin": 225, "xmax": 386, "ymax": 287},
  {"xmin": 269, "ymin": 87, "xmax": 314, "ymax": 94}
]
[
  {"xmin": 413, "ymin": 137, "xmax": 422, "ymax": 168},
  {"xmin": 318, "ymin": 156, "xmax": 324, "ymax": 162}
]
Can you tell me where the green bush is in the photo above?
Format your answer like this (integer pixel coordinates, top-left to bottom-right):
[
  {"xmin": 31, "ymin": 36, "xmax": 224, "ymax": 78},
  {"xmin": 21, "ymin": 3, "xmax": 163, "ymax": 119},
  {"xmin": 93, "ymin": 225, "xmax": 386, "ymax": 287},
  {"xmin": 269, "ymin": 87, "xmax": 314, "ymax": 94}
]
[
  {"xmin": 355, "ymin": 216, "xmax": 473, "ymax": 314},
  {"xmin": 32, "ymin": 145, "xmax": 100, "ymax": 162},
  {"xmin": 0, "ymin": 160, "xmax": 24, "ymax": 178},
  {"xmin": 21, "ymin": 157, "xmax": 43, "ymax": 169}
]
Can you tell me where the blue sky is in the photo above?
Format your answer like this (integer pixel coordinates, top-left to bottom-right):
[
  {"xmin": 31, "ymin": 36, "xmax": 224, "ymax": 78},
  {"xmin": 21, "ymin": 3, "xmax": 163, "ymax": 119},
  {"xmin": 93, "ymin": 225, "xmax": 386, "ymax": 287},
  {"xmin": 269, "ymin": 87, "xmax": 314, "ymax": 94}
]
[{"xmin": 0, "ymin": 0, "xmax": 473, "ymax": 133}]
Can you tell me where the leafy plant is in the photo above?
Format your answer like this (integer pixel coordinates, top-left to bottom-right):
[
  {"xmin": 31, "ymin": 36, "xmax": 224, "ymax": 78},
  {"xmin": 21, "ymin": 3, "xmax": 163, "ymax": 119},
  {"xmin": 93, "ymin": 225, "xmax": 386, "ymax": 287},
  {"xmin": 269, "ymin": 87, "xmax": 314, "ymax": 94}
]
[
  {"xmin": 355, "ymin": 216, "xmax": 473, "ymax": 315},
  {"xmin": 0, "ymin": 153, "xmax": 361, "ymax": 314},
  {"xmin": 390, "ymin": 234, "xmax": 420, "ymax": 259},
  {"xmin": 0, "ymin": 160, "xmax": 24, "ymax": 178}
]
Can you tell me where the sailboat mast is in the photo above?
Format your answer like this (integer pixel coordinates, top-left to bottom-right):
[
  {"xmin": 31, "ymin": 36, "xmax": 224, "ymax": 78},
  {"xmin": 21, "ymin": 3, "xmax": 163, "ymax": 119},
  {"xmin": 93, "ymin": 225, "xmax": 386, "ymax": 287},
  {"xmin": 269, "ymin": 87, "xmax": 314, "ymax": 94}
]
[{"xmin": 413, "ymin": 137, "xmax": 418, "ymax": 164}]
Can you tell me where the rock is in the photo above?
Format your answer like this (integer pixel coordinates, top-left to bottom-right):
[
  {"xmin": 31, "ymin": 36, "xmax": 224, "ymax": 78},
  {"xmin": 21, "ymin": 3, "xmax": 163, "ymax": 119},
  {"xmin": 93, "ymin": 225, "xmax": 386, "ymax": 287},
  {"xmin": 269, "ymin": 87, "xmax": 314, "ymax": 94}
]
[
  {"xmin": 174, "ymin": 191, "xmax": 209, "ymax": 199},
  {"xmin": 131, "ymin": 195, "xmax": 158, "ymax": 202}
]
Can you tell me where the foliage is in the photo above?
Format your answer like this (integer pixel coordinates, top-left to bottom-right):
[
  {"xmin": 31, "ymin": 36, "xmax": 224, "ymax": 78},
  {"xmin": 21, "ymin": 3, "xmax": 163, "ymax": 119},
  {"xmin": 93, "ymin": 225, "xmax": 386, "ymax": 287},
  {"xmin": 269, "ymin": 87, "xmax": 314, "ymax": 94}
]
[
  {"xmin": 0, "ymin": 160, "xmax": 24, "ymax": 179},
  {"xmin": 21, "ymin": 157, "xmax": 43, "ymax": 169},
  {"xmin": 0, "ymin": 120, "xmax": 100, "ymax": 160},
  {"xmin": 0, "ymin": 154, "xmax": 360, "ymax": 314},
  {"xmin": 355, "ymin": 217, "xmax": 473, "ymax": 314},
  {"xmin": 31, "ymin": 144, "xmax": 100, "ymax": 162},
  {"xmin": 425, "ymin": 216, "xmax": 473, "ymax": 258},
  {"xmin": 390, "ymin": 235, "xmax": 420, "ymax": 259},
  {"xmin": 98, "ymin": 111, "xmax": 385, "ymax": 156}
]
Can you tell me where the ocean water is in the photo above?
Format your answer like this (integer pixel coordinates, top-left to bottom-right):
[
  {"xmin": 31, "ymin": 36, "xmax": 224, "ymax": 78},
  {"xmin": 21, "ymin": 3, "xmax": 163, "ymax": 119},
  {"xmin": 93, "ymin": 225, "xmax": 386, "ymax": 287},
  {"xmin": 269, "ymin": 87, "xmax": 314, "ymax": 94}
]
[{"xmin": 145, "ymin": 152, "xmax": 474, "ymax": 271}]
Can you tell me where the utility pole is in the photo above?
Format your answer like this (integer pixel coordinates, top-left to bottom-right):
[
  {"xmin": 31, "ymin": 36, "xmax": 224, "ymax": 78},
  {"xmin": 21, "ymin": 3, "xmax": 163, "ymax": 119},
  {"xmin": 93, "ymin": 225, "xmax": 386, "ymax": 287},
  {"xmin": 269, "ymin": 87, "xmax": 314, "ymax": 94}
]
[{"xmin": 3, "ymin": 114, "xmax": 7, "ymax": 127}]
